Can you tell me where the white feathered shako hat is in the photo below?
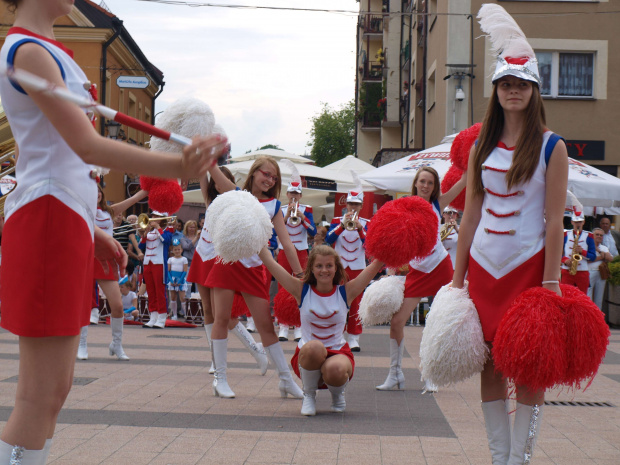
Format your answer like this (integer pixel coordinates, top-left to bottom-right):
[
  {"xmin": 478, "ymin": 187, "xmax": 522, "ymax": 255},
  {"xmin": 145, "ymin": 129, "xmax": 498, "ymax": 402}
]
[
  {"xmin": 280, "ymin": 159, "xmax": 302, "ymax": 193},
  {"xmin": 478, "ymin": 4, "xmax": 541, "ymax": 87},
  {"xmin": 346, "ymin": 171, "xmax": 364, "ymax": 203}
]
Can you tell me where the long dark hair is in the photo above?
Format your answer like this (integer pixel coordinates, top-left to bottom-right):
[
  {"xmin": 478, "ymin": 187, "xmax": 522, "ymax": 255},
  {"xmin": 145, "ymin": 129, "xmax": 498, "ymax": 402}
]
[
  {"xmin": 410, "ymin": 167, "xmax": 441, "ymax": 203},
  {"xmin": 471, "ymin": 82, "xmax": 546, "ymax": 196},
  {"xmin": 206, "ymin": 166, "xmax": 234, "ymax": 204},
  {"xmin": 97, "ymin": 185, "xmax": 114, "ymax": 216}
]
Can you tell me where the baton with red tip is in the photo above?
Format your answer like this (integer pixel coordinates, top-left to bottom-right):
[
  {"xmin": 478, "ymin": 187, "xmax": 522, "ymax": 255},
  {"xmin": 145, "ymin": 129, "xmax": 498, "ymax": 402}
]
[{"xmin": 3, "ymin": 66, "xmax": 193, "ymax": 146}]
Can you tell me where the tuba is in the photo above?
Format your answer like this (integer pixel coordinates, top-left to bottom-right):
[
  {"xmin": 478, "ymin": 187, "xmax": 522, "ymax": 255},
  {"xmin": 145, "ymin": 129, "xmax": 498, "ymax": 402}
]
[
  {"xmin": 569, "ymin": 229, "xmax": 583, "ymax": 276},
  {"xmin": 344, "ymin": 211, "xmax": 359, "ymax": 231},
  {"xmin": 289, "ymin": 200, "xmax": 301, "ymax": 227}
]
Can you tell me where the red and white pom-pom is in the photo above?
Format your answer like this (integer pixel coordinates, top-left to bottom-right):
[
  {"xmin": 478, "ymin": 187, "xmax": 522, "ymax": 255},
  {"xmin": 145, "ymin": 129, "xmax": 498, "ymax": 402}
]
[
  {"xmin": 441, "ymin": 165, "xmax": 466, "ymax": 211},
  {"xmin": 273, "ymin": 287, "xmax": 300, "ymax": 326},
  {"xmin": 450, "ymin": 123, "xmax": 482, "ymax": 171},
  {"xmin": 365, "ymin": 196, "xmax": 438, "ymax": 268},
  {"xmin": 560, "ymin": 285, "xmax": 610, "ymax": 389},
  {"xmin": 231, "ymin": 292, "xmax": 251, "ymax": 318},
  {"xmin": 139, "ymin": 176, "xmax": 160, "ymax": 192},
  {"xmin": 148, "ymin": 180, "xmax": 184, "ymax": 214},
  {"xmin": 493, "ymin": 287, "xmax": 568, "ymax": 391}
]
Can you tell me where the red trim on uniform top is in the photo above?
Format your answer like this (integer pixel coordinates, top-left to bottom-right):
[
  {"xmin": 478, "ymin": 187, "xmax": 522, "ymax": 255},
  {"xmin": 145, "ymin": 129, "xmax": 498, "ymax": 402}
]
[
  {"xmin": 311, "ymin": 322, "xmax": 337, "ymax": 329},
  {"xmin": 497, "ymin": 141, "xmax": 516, "ymax": 151},
  {"xmin": 343, "ymin": 236, "xmax": 359, "ymax": 243},
  {"xmin": 486, "ymin": 208, "xmax": 520, "ymax": 218},
  {"xmin": 312, "ymin": 332, "xmax": 333, "ymax": 340},
  {"xmin": 147, "ymin": 246, "xmax": 157, "ymax": 250},
  {"xmin": 202, "ymin": 237, "xmax": 212, "ymax": 243},
  {"xmin": 258, "ymin": 197, "xmax": 275, "ymax": 203},
  {"xmin": 8, "ymin": 27, "xmax": 75, "ymax": 58},
  {"xmin": 485, "ymin": 229, "xmax": 514, "ymax": 235},
  {"xmin": 289, "ymin": 231, "xmax": 302, "ymax": 236},
  {"xmin": 342, "ymin": 256, "xmax": 356, "ymax": 262},
  {"xmin": 484, "ymin": 188, "xmax": 523, "ymax": 198},
  {"xmin": 287, "ymin": 222, "xmax": 303, "ymax": 229},
  {"xmin": 310, "ymin": 309, "xmax": 338, "ymax": 320},
  {"xmin": 310, "ymin": 286, "xmax": 338, "ymax": 297},
  {"xmin": 342, "ymin": 245, "xmax": 359, "ymax": 254},
  {"xmin": 292, "ymin": 240, "xmax": 302, "ymax": 244},
  {"xmin": 482, "ymin": 165, "xmax": 509, "ymax": 173}
]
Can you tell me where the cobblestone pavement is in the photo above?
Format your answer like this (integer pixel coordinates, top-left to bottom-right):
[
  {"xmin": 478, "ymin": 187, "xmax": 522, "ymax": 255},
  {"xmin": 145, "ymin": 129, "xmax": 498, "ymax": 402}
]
[{"xmin": 0, "ymin": 324, "xmax": 618, "ymax": 464}]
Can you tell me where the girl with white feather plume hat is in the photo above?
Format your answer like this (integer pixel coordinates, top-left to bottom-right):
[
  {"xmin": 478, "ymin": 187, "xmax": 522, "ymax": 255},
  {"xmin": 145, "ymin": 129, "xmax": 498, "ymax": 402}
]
[
  {"xmin": 324, "ymin": 172, "xmax": 370, "ymax": 351},
  {"xmin": 205, "ymin": 156, "xmax": 305, "ymax": 399},
  {"xmin": 451, "ymin": 4, "xmax": 569, "ymax": 464},
  {"xmin": 277, "ymin": 159, "xmax": 317, "ymax": 342}
]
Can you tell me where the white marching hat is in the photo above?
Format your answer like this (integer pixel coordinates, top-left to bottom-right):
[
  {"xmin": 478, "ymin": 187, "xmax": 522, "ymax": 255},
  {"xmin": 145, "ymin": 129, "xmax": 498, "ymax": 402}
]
[
  {"xmin": 347, "ymin": 171, "xmax": 364, "ymax": 203},
  {"xmin": 281, "ymin": 159, "xmax": 303, "ymax": 193},
  {"xmin": 571, "ymin": 214, "xmax": 585, "ymax": 222}
]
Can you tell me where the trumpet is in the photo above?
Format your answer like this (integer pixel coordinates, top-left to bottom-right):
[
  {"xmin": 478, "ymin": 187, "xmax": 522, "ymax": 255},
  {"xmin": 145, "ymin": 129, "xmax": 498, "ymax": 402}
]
[
  {"xmin": 289, "ymin": 200, "xmax": 301, "ymax": 227},
  {"xmin": 113, "ymin": 213, "xmax": 177, "ymax": 232},
  {"xmin": 343, "ymin": 211, "xmax": 359, "ymax": 231},
  {"xmin": 440, "ymin": 223, "xmax": 455, "ymax": 241}
]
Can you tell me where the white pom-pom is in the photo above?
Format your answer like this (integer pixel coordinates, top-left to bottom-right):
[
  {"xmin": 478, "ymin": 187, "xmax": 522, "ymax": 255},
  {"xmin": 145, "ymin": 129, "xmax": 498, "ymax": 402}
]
[
  {"xmin": 358, "ymin": 276, "xmax": 405, "ymax": 326},
  {"xmin": 206, "ymin": 190, "xmax": 272, "ymax": 263},
  {"xmin": 419, "ymin": 284, "xmax": 488, "ymax": 387},
  {"xmin": 150, "ymin": 97, "xmax": 216, "ymax": 153}
]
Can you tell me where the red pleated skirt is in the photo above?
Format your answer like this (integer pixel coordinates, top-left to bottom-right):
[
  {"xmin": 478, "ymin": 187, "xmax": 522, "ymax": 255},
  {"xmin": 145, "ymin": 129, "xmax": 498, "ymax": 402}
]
[
  {"xmin": 205, "ymin": 260, "xmax": 269, "ymax": 300},
  {"xmin": 291, "ymin": 343, "xmax": 355, "ymax": 389},
  {"xmin": 404, "ymin": 255, "xmax": 453, "ymax": 298}
]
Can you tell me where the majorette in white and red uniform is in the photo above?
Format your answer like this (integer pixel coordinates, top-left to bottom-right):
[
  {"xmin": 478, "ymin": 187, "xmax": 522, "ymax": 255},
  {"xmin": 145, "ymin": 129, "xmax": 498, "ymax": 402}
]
[
  {"xmin": 560, "ymin": 217, "xmax": 596, "ymax": 294},
  {"xmin": 187, "ymin": 203, "xmax": 218, "ymax": 287},
  {"xmin": 404, "ymin": 200, "xmax": 453, "ymax": 298},
  {"xmin": 325, "ymin": 190, "xmax": 368, "ymax": 337},
  {"xmin": 277, "ymin": 180, "xmax": 316, "ymax": 274},
  {"xmin": 140, "ymin": 216, "xmax": 173, "ymax": 315},
  {"xmin": 93, "ymin": 208, "xmax": 119, "ymax": 280},
  {"xmin": 468, "ymin": 132, "xmax": 563, "ymax": 342},
  {"xmin": 290, "ymin": 284, "xmax": 355, "ymax": 388},
  {"xmin": 0, "ymin": 28, "xmax": 98, "ymax": 337},
  {"xmin": 205, "ymin": 197, "xmax": 281, "ymax": 301}
]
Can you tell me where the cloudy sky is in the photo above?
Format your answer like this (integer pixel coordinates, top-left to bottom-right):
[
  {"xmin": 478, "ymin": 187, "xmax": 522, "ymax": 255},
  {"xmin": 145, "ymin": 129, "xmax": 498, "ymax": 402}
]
[{"xmin": 102, "ymin": 0, "xmax": 359, "ymax": 157}]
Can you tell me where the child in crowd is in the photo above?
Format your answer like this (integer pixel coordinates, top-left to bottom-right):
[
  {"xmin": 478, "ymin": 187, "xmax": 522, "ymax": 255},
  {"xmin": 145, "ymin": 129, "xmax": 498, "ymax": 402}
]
[
  {"xmin": 120, "ymin": 280, "xmax": 139, "ymax": 321},
  {"xmin": 168, "ymin": 240, "xmax": 188, "ymax": 320}
]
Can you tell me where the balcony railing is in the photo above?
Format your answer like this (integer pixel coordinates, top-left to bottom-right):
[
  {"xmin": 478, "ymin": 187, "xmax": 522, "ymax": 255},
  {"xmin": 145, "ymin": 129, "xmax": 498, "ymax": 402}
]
[
  {"xmin": 363, "ymin": 15, "xmax": 383, "ymax": 34},
  {"xmin": 362, "ymin": 60, "xmax": 383, "ymax": 81},
  {"xmin": 362, "ymin": 109, "xmax": 382, "ymax": 128}
]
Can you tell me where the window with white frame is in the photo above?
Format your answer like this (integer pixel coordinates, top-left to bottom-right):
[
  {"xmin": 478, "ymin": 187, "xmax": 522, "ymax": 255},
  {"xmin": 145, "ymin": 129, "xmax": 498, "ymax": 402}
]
[{"xmin": 535, "ymin": 51, "xmax": 594, "ymax": 98}]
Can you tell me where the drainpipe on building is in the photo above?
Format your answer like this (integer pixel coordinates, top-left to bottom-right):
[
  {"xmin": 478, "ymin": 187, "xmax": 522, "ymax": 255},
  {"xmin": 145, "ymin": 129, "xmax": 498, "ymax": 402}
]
[
  {"xmin": 421, "ymin": 1, "xmax": 428, "ymax": 150},
  {"xmin": 467, "ymin": 14, "xmax": 474, "ymax": 125},
  {"xmin": 152, "ymin": 80, "xmax": 165, "ymax": 126},
  {"xmin": 354, "ymin": 16, "xmax": 360, "ymax": 157},
  {"xmin": 99, "ymin": 18, "xmax": 123, "ymax": 136}
]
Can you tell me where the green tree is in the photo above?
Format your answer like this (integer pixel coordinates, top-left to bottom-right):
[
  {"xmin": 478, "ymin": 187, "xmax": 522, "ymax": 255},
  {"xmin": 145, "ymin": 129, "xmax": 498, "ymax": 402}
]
[
  {"xmin": 307, "ymin": 100, "xmax": 355, "ymax": 167},
  {"xmin": 245, "ymin": 144, "xmax": 282, "ymax": 153}
]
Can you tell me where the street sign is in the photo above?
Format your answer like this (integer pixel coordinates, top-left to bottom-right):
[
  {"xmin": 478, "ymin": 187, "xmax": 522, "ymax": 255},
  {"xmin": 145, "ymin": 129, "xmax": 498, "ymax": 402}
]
[{"xmin": 116, "ymin": 75, "xmax": 150, "ymax": 89}]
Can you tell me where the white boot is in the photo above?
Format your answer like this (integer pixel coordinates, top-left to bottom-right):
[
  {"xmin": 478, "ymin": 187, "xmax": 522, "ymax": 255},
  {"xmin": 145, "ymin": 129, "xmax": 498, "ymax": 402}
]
[
  {"xmin": 143, "ymin": 312, "xmax": 158, "ymax": 328},
  {"xmin": 0, "ymin": 439, "xmax": 45, "ymax": 464},
  {"xmin": 43, "ymin": 439, "xmax": 52, "ymax": 464},
  {"xmin": 422, "ymin": 378, "xmax": 438, "ymax": 394},
  {"xmin": 299, "ymin": 367, "xmax": 322, "ymax": 416},
  {"xmin": 204, "ymin": 323, "xmax": 215, "ymax": 374},
  {"xmin": 293, "ymin": 326, "xmax": 302, "ymax": 342},
  {"xmin": 89, "ymin": 307, "xmax": 100, "ymax": 325},
  {"xmin": 278, "ymin": 325, "xmax": 289, "ymax": 341},
  {"xmin": 376, "ymin": 338, "xmax": 405, "ymax": 390},
  {"xmin": 170, "ymin": 301, "xmax": 178, "ymax": 321},
  {"xmin": 153, "ymin": 312, "xmax": 167, "ymax": 329},
  {"xmin": 482, "ymin": 399, "xmax": 511, "ymax": 465},
  {"xmin": 212, "ymin": 339, "xmax": 235, "ymax": 398},
  {"xmin": 265, "ymin": 342, "xmax": 303, "ymax": 398},
  {"xmin": 508, "ymin": 402, "xmax": 543, "ymax": 465},
  {"xmin": 109, "ymin": 317, "xmax": 130, "ymax": 361},
  {"xmin": 77, "ymin": 326, "xmax": 88, "ymax": 360},
  {"xmin": 327, "ymin": 381, "xmax": 348, "ymax": 413},
  {"xmin": 231, "ymin": 322, "xmax": 269, "ymax": 375},
  {"xmin": 246, "ymin": 317, "xmax": 256, "ymax": 333},
  {"xmin": 348, "ymin": 333, "xmax": 360, "ymax": 352}
]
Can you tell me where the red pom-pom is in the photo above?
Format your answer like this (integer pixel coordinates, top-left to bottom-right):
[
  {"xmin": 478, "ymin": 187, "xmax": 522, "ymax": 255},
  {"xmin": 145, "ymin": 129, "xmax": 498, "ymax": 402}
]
[
  {"xmin": 140, "ymin": 176, "xmax": 160, "ymax": 191},
  {"xmin": 440, "ymin": 165, "xmax": 466, "ymax": 211},
  {"xmin": 365, "ymin": 196, "xmax": 438, "ymax": 268},
  {"xmin": 273, "ymin": 287, "xmax": 300, "ymax": 326},
  {"xmin": 493, "ymin": 287, "xmax": 568, "ymax": 391},
  {"xmin": 231, "ymin": 292, "xmax": 251, "ymax": 318},
  {"xmin": 148, "ymin": 180, "xmax": 184, "ymax": 214},
  {"xmin": 450, "ymin": 123, "xmax": 482, "ymax": 171},
  {"xmin": 559, "ymin": 285, "xmax": 610, "ymax": 389}
]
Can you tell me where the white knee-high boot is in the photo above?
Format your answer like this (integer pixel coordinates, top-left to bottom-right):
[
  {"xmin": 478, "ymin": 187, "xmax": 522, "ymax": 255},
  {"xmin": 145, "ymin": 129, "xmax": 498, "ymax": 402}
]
[
  {"xmin": 89, "ymin": 307, "xmax": 99, "ymax": 325},
  {"xmin": 299, "ymin": 367, "xmax": 322, "ymax": 416},
  {"xmin": 326, "ymin": 381, "xmax": 348, "ymax": 413},
  {"xmin": 231, "ymin": 322, "xmax": 269, "ymax": 375},
  {"xmin": 143, "ymin": 312, "xmax": 158, "ymax": 328},
  {"xmin": 204, "ymin": 323, "xmax": 215, "ymax": 374},
  {"xmin": 482, "ymin": 399, "xmax": 511, "ymax": 465},
  {"xmin": 0, "ymin": 439, "xmax": 45, "ymax": 464},
  {"xmin": 153, "ymin": 312, "xmax": 167, "ymax": 329},
  {"xmin": 77, "ymin": 326, "xmax": 88, "ymax": 360},
  {"xmin": 376, "ymin": 338, "xmax": 405, "ymax": 390},
  {"xmin": 508, "ymin": 403, "xmax": 543, "ymax": 465},
  {"xmin": 170, "ymin": 301, "xmax": 178, "ymax": 320},
  {"xmin": 264, "ymin": 343, "xmax": 303, "ymax": 398},
  {"xmin": 212, "ymin": 339, "xmax": 235, "ymax": 398},
  {"xmin": 109, "ymin": 317, "xmax": 130, "ymax": 361}
]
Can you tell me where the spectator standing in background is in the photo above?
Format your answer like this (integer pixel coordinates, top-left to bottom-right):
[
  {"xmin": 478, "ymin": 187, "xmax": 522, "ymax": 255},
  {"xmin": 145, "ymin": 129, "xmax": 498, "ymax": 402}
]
[
  {"xmin": 588, "ymin": 228, "xmax": 613, "ymax": 310},
  {"xmin": 181, "ymin": 220, "xmax": 199, "ymax": 267},
  {"xmin": 312, "ymin": 226, "xmax": 328, "ymax": 249},
  {"xmin": 171, "ymin": 218, "xmax": 184, "ymax": 243},
  {"xmin": 598, "ymin": 217, "xmax": 619, "ymax": 258}
]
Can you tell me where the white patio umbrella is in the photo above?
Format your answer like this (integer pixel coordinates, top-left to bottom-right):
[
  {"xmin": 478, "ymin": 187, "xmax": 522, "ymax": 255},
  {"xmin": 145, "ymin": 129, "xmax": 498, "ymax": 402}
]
[
  {"xmin": 229, "ymin": 148, "xmax": 313, "ymax": 164},
  {"xmin": 567, "ymin": 158, "xmax": 620, "ymax": 208}
]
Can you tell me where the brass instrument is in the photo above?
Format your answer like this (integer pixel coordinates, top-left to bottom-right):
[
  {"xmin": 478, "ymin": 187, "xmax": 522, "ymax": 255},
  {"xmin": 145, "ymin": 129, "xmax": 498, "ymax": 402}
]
[
  {"xmin": 569, "ymin": 229, "xmax": 583, "ymax": 276},
  {"xmin": 343, "ymin": 211, "xmax": 359, "ymax": 231},
  {"xmin": 289, "ymin": 200, "xmax": 301, "ymax": 227},
  {"xmin": 0, "ymin": 153, "xmax": 18, "ymax": 217},
  {"xmin": 440, "ymin": 223, "xmax": 455, "ymax": 241}
]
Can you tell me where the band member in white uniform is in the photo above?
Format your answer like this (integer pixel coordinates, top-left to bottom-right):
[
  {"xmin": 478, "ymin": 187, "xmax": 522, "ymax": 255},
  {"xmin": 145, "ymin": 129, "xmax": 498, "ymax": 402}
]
[
  {"xmin": 441, "ymin": 206, "xmax": 459, "ymax": 269},
  {"xmin": 452, "ymin": 5, "xmax": 569, "ymax": 463},
  {"xmin": 560, "ymin": 214, "xmax": 595, "ymax": 294},
  {"xmin": 325, "ymin": 190, "xmax": 368, "ymax": 351},
  {"xmin": 277, "ymin": 168, "xmax": 316, "ymax": 342}
]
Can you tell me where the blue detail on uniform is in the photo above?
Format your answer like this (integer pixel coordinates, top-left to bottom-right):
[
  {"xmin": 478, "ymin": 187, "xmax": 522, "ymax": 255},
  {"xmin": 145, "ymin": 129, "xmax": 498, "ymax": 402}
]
[
  {"xmin": 545, "ymin": 133, "xmax": 564, "ymax": 166},
  {"xmin": 325, "ymin": 219, "xmax": 341, "ymax": 245},
  {"xmin": 432, "ymin": 199, "xmax": 441, "ymax": 215},
  {"xmin": 585, "ymin": 235, "xmax": 596, "ymax": 261},
  {"xmin": 7, "ymin": 38, "xmax": 66, "ymax": 94},
  {"xmin": 300, "ymin": 283, "xmax": 311, "ymax": 307},
  {"xmin": 304, "ymin": 209, "xmax": 317, "ymax": 236},
  {"xmin": 338, "ymin": 285, "xmax": 349, "ymax": 309}
]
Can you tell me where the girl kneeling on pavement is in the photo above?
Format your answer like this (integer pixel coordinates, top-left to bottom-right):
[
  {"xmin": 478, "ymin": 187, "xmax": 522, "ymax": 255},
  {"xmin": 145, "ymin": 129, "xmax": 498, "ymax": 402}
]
[{"xmin": 259, "ymin": 245, "xmax": 383, "ymax": 416}]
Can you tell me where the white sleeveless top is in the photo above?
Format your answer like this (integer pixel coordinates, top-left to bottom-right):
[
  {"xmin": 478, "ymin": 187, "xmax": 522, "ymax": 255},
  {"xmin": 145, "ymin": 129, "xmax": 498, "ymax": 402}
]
[
  {"xmin": 239, "ymin": 197, "xmax": 281, "ymax": 268},
  {"xmin": 298, "ymin": 284, "xmax": 348, "ymax": 350},
  {"xmin": 409, "ymin": 201, "xmax": 448, "ymax": 273},
  {"xmin": 96, "ymin": 209, "xmax": 113, "ymax": 237},
  {"xmin": 0, "ymin": 30, "xmax": 97, "ymax": 233},
  {"xmin": 332, "ymin": 217, "xmax": 369, "ymax": 270},
  {"xmin": 470, "ymin": 132, "xmax": 553, "ymax": 280}
]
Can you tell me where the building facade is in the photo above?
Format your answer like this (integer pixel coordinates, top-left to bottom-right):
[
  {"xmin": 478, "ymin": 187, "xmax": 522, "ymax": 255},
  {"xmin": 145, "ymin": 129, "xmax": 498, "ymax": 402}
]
[
  {"xmin": 356, "ymin": 0, "xmax": 619, "ymax": 178},
  {"xmin": 0, "ymin": 0, "xmax": 164, "ymax": 211}
]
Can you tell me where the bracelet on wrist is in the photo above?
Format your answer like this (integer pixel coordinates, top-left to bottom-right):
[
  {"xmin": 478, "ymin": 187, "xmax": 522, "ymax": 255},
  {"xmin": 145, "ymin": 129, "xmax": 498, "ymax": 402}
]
[{"xmin": 542, "ymin": 280, "xmax": 559, "ymax": 285}]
